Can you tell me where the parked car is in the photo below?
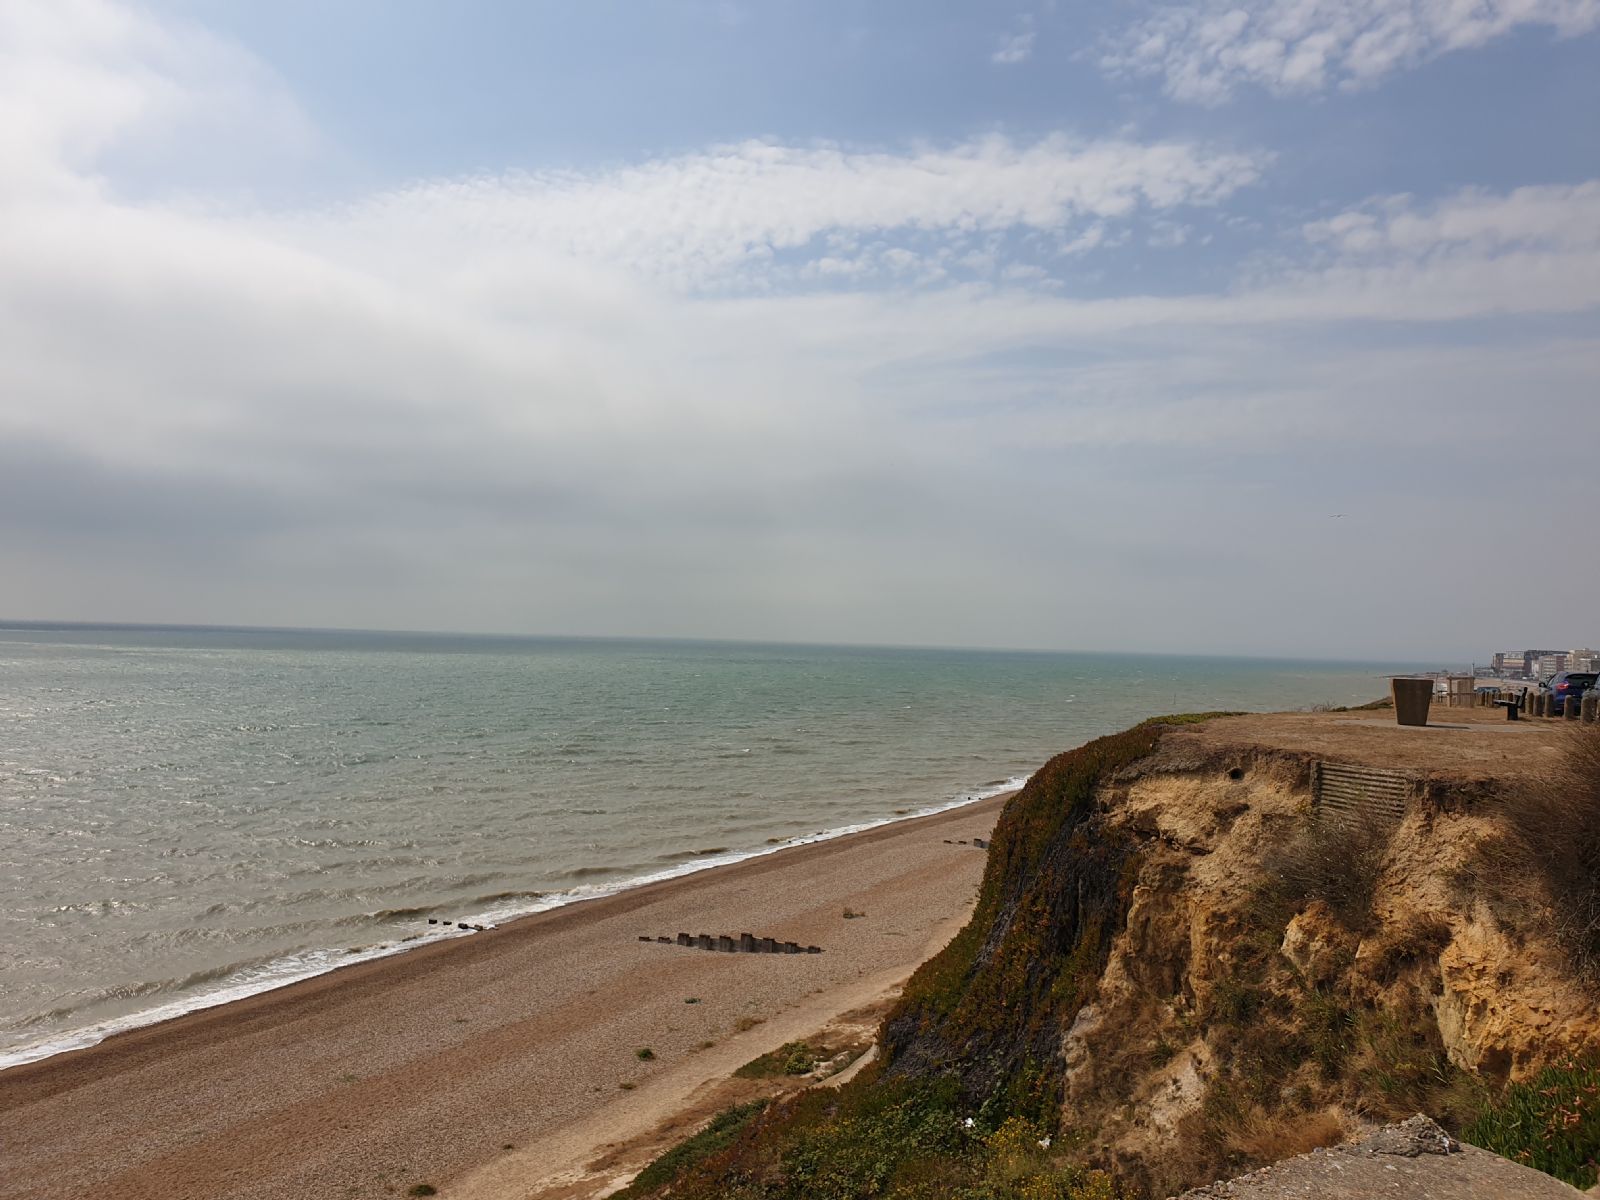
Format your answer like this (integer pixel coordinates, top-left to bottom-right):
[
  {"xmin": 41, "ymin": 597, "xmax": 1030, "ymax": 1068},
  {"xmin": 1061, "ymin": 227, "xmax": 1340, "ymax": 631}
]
[{"xmin": 1546, "ymin": 671, "xmax": 1598, "ymax": 715}]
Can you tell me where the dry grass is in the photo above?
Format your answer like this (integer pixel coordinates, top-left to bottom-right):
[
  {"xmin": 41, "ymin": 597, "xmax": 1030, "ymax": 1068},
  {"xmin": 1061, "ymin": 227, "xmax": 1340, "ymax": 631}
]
[
  {"xmin": 1225, "ymin": 1105, "xmax": 1348, "ymax": 1162},
  {"xmin": 1497, "ymin": 729, "xmax": 1600, "ymax": 985},
  {"xmin": 1256, "ymin": 814, "xmax": 1392, "ymax": 936}
]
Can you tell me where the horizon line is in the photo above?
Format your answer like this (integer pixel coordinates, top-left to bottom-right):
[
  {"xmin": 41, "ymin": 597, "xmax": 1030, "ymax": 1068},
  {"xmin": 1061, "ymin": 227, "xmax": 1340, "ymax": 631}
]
[{"xmin": 0, "ymin": 616, "xmax": 1461, "ymax": 666}]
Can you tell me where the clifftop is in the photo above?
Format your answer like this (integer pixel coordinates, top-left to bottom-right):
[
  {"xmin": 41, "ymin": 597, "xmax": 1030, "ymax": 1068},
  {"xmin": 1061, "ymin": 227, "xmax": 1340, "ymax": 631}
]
[{"xmin": 1174, "ymin": 704, "xmax": 1569, "ymax": 781}]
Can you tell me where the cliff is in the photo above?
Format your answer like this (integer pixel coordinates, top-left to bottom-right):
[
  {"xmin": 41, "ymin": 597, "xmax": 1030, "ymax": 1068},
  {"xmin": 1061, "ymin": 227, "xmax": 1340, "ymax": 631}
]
[{"xmin": 621, "ymin": 709, "xmax": 1600, "ymax": 1199}]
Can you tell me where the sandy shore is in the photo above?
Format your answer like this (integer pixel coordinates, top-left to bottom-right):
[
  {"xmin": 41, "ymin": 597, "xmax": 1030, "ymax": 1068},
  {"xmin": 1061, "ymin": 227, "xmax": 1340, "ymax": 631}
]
[{"xmin": 0, "ymin": 794, "xmax": 1006, "ymax": 1200}]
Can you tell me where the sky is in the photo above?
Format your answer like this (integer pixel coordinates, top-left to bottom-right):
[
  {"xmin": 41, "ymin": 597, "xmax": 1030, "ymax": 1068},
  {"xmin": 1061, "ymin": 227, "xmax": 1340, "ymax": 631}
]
[{"xmin": 1, "ymin": 1, "xmax": 1596, "ymax": 659}]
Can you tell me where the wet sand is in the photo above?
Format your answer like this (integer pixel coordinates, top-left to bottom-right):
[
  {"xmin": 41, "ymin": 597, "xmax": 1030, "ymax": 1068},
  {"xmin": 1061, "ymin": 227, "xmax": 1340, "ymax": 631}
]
[{"xmin": 0, "ymin": 795, "xmax": 1006, "ymax": 1200}]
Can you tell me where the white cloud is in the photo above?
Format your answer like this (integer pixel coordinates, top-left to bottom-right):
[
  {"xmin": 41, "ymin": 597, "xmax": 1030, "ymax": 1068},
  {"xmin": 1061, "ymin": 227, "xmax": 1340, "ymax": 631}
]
[
  {"xmin": 289, "ymin": 134, "xmax": 1263, "ymax": 294},
  {"xmin": 993, "ymin": 30, "xmax": 1037, "ymax": 63},
  {"xmin": 1303, "ymin": 181, "xmax": 1600, "ymax": 258},
  {"xmin": 1101, "ymin": 0, "xmax": 1600, "ymax": 102},
  {"xmin": 0, "ymin": 0, "xmax": 316, "ymax": 201},
  {"xmin": 992, "ymin": 12, "xmax": 1039, "ymax": 63},
  {"xmin": 1, "ymin": 0, "xmax": 1597, "ymax": 653}
]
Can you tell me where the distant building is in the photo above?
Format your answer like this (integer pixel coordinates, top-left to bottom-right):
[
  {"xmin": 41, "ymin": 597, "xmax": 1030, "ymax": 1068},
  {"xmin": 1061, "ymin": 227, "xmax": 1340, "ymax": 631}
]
[
  {"xmin": 1492, "ymin": 650, "xmax": 1561, "ymax": 678},
  {"xmin": 1571, "ymin": 649, "xmax": 1600, "ymax": 672},
  {"xmin": 1538, "ymin": 653, "xmax": 1569, "ymax": 678}
]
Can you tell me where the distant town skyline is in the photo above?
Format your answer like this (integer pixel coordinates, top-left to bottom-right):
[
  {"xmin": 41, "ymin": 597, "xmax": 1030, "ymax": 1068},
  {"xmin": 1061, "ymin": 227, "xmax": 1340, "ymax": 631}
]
[{"xmin": 1, "ymin": 1, "xmax": 1596, "ymax": 660}]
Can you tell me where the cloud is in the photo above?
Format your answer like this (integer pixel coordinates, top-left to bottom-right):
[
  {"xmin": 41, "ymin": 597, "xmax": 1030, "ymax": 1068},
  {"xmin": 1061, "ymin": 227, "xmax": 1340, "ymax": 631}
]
[
  {"xmin": 710, "ymin": 179, "xmax": 1600, "ymax": 368},
  {"xmin": 0, "ymin": 0, "xmax": 1597, "ymax": 654},
  {"xmin": 1100, "ymin": 0, "xmax": 1600, "ymax": 102},
  {"xmin": 0, "ymin": 0, "xmax": 316, "ymax": 201},
  {"xmin": 992, "ymin": 11, "xmax": 1039, "ymax": 63},
  {"xmin": 289, "ymin": 134, "xmax": 1264, "ymax": 294},
  {"xmin": 1303, "ymin": 181, "xmax": 1600, "ymax": 258},
  {"xmin": 993, "ymin": 30, "xmax": 1037, "ymax": 63}
]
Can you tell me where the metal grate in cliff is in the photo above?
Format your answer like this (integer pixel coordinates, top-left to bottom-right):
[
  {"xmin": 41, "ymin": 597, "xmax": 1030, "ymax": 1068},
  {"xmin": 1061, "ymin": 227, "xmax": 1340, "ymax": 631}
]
[{"xmin": 1312, "ymin": 760, "xmax": 1415, "ymax": 823}]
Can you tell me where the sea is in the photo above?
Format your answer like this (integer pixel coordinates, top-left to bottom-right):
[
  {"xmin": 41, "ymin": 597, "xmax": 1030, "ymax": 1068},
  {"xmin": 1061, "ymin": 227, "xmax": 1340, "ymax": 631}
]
[{"xmin": 0, "ymin": 623, "xmax": 1423, "ymax": 1069}]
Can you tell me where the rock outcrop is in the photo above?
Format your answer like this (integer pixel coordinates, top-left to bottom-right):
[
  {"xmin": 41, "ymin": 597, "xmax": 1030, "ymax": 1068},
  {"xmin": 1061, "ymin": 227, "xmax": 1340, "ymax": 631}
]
[{"xmin": 1173, "ymin": 1115, "xmax": 1585, "ymax": 1199}]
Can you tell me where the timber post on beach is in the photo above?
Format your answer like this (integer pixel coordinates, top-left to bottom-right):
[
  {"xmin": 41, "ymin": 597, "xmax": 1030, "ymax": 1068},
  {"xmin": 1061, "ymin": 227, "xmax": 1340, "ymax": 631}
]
[{"xmin": 657, "ymin": 930, "xmax": 823, "ymax": 954}]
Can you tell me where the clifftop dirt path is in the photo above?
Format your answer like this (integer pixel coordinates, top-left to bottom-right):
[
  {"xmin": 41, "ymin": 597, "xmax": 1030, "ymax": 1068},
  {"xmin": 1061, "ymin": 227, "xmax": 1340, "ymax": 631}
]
[
  {"xmin": 1181, "ymin": 704, "xmax": 1567, "ymax": 776},
  {"xmin": 1181, "ymin": 704, "xmax": 1567, "ymax": 779}
]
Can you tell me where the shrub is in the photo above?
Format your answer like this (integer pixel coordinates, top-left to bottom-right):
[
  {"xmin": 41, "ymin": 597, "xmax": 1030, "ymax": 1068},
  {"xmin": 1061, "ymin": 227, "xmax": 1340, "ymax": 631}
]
[
  {"xmin": 1256, "ymin": 814, "xmax": 1391, "ymax": 935},
  {"xmin": 1347, "ymin": 1005, "xmax": 1457, "ymax": 1118},
  {"xmin": 620, "ymin": 1066, "xmax": 1125, "ymax": 1199},
  {"xmin": 1298, "ymin": 988, "xmax": 1354, "ymax": 1079},
  {"xmin": 1462, "ymin": 1059, "xmax": 1600, "ymax": 1189},
  {"xmin": 614, "ymin": 1099, "xmax": 770, "ymax": 1198},
  {"xmin": 1498, "ymin": 729, "xmax": 1600, "ymax": 985},
  {"xmin": 735, "ymin": 1041, "xmax": 821, "ymax": 1079}
]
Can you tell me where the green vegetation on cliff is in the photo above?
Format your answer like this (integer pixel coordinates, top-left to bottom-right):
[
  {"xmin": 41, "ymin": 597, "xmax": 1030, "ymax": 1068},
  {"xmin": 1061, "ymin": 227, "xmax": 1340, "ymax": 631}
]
[
  {"xmin": 1464, "ymin": 1059, "xmax": 1600, "ymax": 1187},
  {"xmin": 621, "ymin": 719, "xmax": 1215, "ymax": 1199},
  {"xmin": 880, "ymin": 721, "xmax": 1169, "ymax": 1108},
  {"xmin": 622, "ymin": 1067, "xmax": 1119, "ymax": 1200}
]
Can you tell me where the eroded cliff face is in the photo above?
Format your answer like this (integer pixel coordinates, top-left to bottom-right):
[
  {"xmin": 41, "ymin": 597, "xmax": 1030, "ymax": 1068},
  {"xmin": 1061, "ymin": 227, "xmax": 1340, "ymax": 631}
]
[
  {"xmin": 881, "ymin": 723, "xmax": 1155, "ymax": 1109},
  {"xmin": 1047, "ymin": 732, "xmax": 1600, "ymax": 1197},
  {"xmin": 624, "ymin": 717, "xmax": 1599, "ymax": 1200}
]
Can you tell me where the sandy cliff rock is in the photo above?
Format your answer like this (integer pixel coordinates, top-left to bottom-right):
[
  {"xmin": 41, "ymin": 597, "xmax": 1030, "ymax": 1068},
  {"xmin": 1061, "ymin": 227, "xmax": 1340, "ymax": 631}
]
[{"xmin": 1044, "ymin": 720, "xmax": 1600, "ymax": 1196}]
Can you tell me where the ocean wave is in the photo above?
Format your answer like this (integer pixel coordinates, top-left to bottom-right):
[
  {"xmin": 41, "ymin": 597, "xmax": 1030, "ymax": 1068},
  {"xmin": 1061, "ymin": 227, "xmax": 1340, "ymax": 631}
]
[
  {"xmin": 0, "ymin": 774, "xmax": 1028, "ymax": 1074},
  {"xmin": 0, "ymin": 929, "xmax": 466, "ymax": 1072},
  {"xmin": 461, "ymin": 889, "xmax": 546, "ymax": 909}
]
